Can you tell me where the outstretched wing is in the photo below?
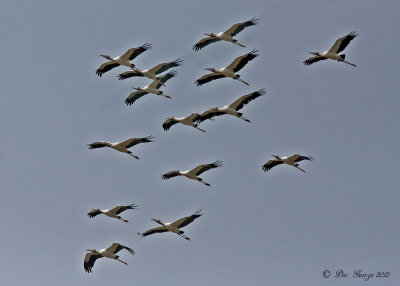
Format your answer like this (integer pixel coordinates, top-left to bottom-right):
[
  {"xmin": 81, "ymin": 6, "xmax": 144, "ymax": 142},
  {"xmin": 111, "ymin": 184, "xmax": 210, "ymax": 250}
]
[
  {"xmin": 162, "ymin": 118, "xmax": 179, "ymax": 131},
  {"xmin": 229, "ymin": 89, "xmax": 266, "ymax": 111},
  {"xmin": 84, "ymin": 252, "xmax": 102, "ymax": 273},
  {"xmin": 121, "ymin": 43, "xmax": 152, "ymax": 61},
  {"xmin": 96, "ymin": 61, "xmax": 120, "ymax": 77},
  {"xmin": 195, "ymin": 73, "xmax": 226, "ymax": 86},
  {"xmin": 120, "ymin": 136, "xmax": 154, "ymax": 148},
  {"xmin": 110, "ymin": 204, "xmax": 138, "ymax": 215},
  {"xmin": 139, "ymin": 226, "xmax": 169, "ymax": 237},
  {"xmin": 161, "ymin": 171, "xmax": 181, "ymax": 180},
  {"xmin": 287, "ymin": 154, "xmax": 314, "ymax": 163},
  {"xmin": 88, "ymin": 141, "xmax": 112, "ymax": 149},
  {"xmin": 154, "ymin": 70, "xmax": 177, "ymax": 89},
  {"xmin": 227, "ymin": 49, "xmax": 259, "ymax": 72},
  {"xmin": 225, "ymin": 18, "xmax": 259, "ymax": 37},
  {"xmin": 191, "ymin": 160, "xmax": 223, "ymax": 176},
  {"xmin": 193, "ymin": 37, "xmax": 221, "ymax": 51},
  {"xmin": 171, "ymin": 209, "xmax": 203, "ymax": 229},
  {"xmin": 328, "ymin": 31, "xmax": 358, "ymax": 54},
  {"xmin": 196, "ymin": 109, "xmax": 225, "ymax": 123},
  {"xmin": 262, "ymin": 159, "xmax": 283, "ymax": 171},
  {"xmin": 118, "ymin": 70, "xmax": 144, "ymax": 80},
  {"xmin": 303, "ymin": 55, "xmax": 327, "ymax": 66},
  {"xmin": 106, "ymin": 243, "xmax": 135, "ymax": 255},
  {"xmin": 125, "ymin": 91, "xmax": 148, "ymax": 106},
  {"xmin": 149, "ymin": 59, "xmax": 183, "ymax": 75},
  {"xmin": 87, "ymin": 209, "xmax": 102, "ymax": 218}
]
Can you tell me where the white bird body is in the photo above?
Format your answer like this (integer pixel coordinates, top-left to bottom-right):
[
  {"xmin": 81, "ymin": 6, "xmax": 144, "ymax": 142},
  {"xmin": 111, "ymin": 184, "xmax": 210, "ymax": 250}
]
[
  {"xmin": 88, "ymin": 136, "xmax": 154, "ymax": 159},
  {"xmin": 193, "ymin": 18, "xmax": 258, "ymax": 51},
  {"xmin": 262, "ymin": 154, "xmax": 314, "ymax": 173},
  {"xmin": 118, "ymin": 59, "xmax": 183, "ymax": 84},
  {"xmin": 138, "ymin": 209, "xmax": 203, "ymax": 241},
  {"xmin": 197, "ymin": 89, "xmax": 265, "ymax": 124},
  {"xmin": 163, "ymin": 113, "xmax": 206, "ymax": 132},
  {"xmin": 96, "ymin": 43, "xmax": 152, "ymax": 76},
  {"xmin": 304, "ymin": 31, "xmax": 358, "ymax": 66},
  {"xmin": 84, "ymin": 243, "xmax": 135, "ymax": 273},
  {"xmin": 195, "ymin": 50, "xmax": 259, "ymax": 86},
  {"xmin": 125, "ymin": 71, "xmax": 176, "ymax": 105},
  {"xmin": 162, "ymin": 161, "xmax": 223, "ymax": 186},
  {"xmin": 88, "ymin": 204, "xmax": 138, "ymax": 223}
]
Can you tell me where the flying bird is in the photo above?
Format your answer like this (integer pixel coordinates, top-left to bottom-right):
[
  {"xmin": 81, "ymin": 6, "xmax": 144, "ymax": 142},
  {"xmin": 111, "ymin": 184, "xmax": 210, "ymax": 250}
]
[
  {"xmin": 125, "ymin": 71, "xmax": 176, "ymax": 106},
  {"xmin": 84, "ymin": 243, "xmax": 135, "ymax": 273},
  {"xmin": 161, "ymin": 160, "xmax": 222, "ymax": 186},
  {"xmin": 196, "ymin": 89, "xmax": 265, "ymax": 123},
  {"xmin": 118, "ymin": 59, "xmax": 183, "ymax": 84},
  {"xmin": 95, "ymin": 43, "xmax": 152, "ymax": 77},
  {"xmin": 303, "ymin": 31, "xmax": 358, "ymax": 67},
  {"xmin": 88, "ymin": 135, "xmax": 154, "ymax": 159},
  {"xmin": 162, "ymin": 113, "xmax": 208, "ymax": 133},
  {"xmin": 195, "ymin": 50, "xmax": 259, "ymax": 86},
  {"xmin": 87, "ymin": 204, "xmax": 138, "ymax": 223},
  {"xmin": 262, "ymin": 154, "xmax": 314, "ymax": 173},
  {"xmin": 193, "ymin": 18, "xmax": 259, "ymax": 51},
  {"xmin": 138, "ymin": 209, "xmax": 203, "ymax": 241}
]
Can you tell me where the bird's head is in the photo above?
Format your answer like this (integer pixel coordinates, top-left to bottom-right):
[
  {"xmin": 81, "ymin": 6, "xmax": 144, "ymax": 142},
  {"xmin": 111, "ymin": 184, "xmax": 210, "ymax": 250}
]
[
  {"xmin": 309, "ymin": 52, "xmax": 321, "ymax": 56},
  {"xmin": 204, "ymin": 68, "xmax": 217, "ymax": 73},
  {"xmin": 151, "ymin": 219, "xmax": 164, "ymax": 226},
  {"xmin": 272, "ymin": 155, "xmax": 281, "ymax": 160},
  {"xmin": 204, "ymin": 33, "xmax": 217, "ymax": 37},
  {"xmin": 131, "ymin": 87, "xmax": 141, "ymax": 91},
  {"xmin": 166, "ymin": 117, "xmax": 174, "ymax": 121},
  {"xmin": 86, "ymin": 249, "xmax": 97, "ymax": 253}
]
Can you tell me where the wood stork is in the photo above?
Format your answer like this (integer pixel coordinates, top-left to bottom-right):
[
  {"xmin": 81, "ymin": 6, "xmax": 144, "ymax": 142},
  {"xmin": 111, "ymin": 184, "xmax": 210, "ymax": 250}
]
[
  {"xmin": 125, "ymin": 71, "xmax": 176, "ymax": 106},
  {"xmin": 303, "ymin": 31, "xmax": 358, "ymax": 67},
  {"xmin": 95, "ymin": 43, "xmax": 152, "ymax": 77},
  {"xmin": 138, "ymin": 209, "xmax": 203, "ymax": 241},
  {"xmin": 87, "ymin": 204, "xmax": 138, "ymax": 223},
  {"xmin": 162, "ymin": 113, "xmax": 208, "ymax": 133},
  {"xmin": 84, "ymin": 243, "xmax": 135, "ymax": 273},
  {"xmin": 161, "ymin": 160, "xmax": 222, "ymax": 186},
  {"xmin": 118, "ymin": 59, "xmax": 183, "ymax": 85},
  {"xmin": 262, "ymin": 154, "xmax": 314, "ymax": 173},
  {"xmin": 193, "ymin": 18, "xmax": 259, "ymax": 51},
  {"xmin": 196, "ymin": 89, "xmax": 265, "ymax": 123},
  {"xmin": 88, "ymin": 135, "xmax": 154, "ymax": 159},
  {"xmin": 195, "ymin": 50, "xmax": 259, "ymax": 86}
]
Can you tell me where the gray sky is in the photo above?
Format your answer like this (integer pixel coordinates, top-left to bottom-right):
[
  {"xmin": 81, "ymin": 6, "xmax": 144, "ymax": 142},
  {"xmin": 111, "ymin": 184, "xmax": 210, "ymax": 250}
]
[{"xmin": 1, "ymin": 0, "xmax": 399, "ymax": 285}]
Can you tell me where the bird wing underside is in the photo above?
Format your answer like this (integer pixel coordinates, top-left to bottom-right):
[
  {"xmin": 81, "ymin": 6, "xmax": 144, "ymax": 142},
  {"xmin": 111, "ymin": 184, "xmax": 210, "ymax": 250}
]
[
  {"xmin": 140, "ymin": 226, "xmax": 169, "ymax": 237},
  {"xmin": 193, "ymin": 37, "xmax": 221, "ymax": 51},
  {"xmin": 229, "ymin": 89, "xmax": 265, "ymax": 110},
  {"xmin": 225, "ymin": 18, "xmax": 259, "ymax": 36},
  {"xmin": 191, "ymin": 160, "xmax": 222, "ymax": 176},
  {"xmin": 328, "ymin": 31, "xmax": 358, "ymax": 54},
  {"xmin": 262, "ymin": 160, "xmax": 284, "ymax": 171},
  {"xmin": 195, "ymin": 73, "xmax": 226, "ymax": 86},
  {"xmin": 227, "ymin": 49, "xmax": 258, "ymax": 72}
]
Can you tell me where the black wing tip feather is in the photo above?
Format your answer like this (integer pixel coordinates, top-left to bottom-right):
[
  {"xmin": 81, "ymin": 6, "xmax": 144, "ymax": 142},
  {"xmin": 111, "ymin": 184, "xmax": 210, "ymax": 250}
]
[
  {"xmin": 248, "ymin": 49, "xmax": 259, "ymax": 57},
  {"xmin": 144, "ymin": 135, "xmax": 155, "ymax": 142},
  {"xmin": 348, "ymin": 31, "xmax": 358, "ymax": 38},
  {"xmin": 212, "ymin": 160, "xmax": 223, "ymax": 168},
  {"xmin": 194, "ymin": 208, "xmax": 204, "ymax": 216},
  {"xmin": 127, "ymin": 203, "xmax": 139, "ymax": 209},
  {"xmin": 262, "ymin": 164, "xmax": 269, "ymax": 172},
  {"xmin": 141, "ymin": 43, "xmax": 153, "ymax": 50},
  {"xmin": 248, "ymin": 17, "xmax": 259, "ymax": 25},
  {"xmin": 172, "ymin": 58, "xmax": 184, "ymax": 65},
  {"xmin": 95, "ymin": 70, "xmax": 103, "ymax": 77}
]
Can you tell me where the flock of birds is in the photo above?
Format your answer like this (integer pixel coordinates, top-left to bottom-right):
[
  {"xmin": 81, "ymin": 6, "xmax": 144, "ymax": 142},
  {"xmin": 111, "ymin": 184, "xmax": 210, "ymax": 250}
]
[{"xmin": 84, "ymin": 18, "xmax": 358, "ymax": 273}]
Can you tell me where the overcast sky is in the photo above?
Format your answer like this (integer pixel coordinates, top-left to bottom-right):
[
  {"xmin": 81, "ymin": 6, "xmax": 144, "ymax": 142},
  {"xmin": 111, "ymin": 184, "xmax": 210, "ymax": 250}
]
[{"xmin": 1, "ymin": 0, "xmax": 399, "ymax": 285}]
